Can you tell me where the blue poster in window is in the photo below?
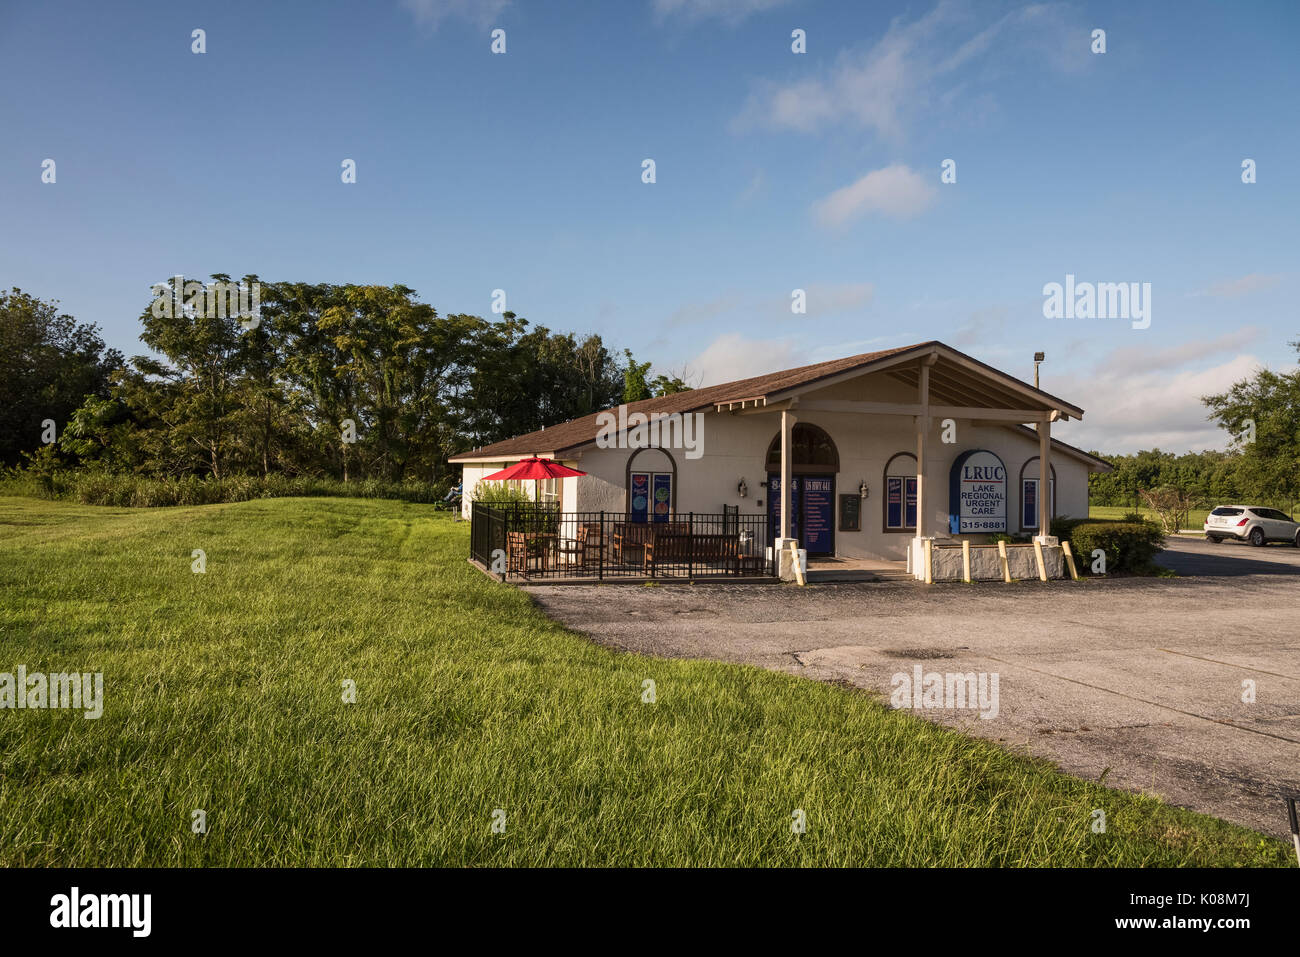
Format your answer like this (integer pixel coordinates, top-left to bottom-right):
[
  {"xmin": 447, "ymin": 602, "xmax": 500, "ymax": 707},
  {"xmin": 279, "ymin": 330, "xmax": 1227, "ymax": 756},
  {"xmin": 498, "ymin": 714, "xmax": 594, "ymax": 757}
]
[
  {"xmin": 652, "ymin": 473, "xmax": 672, "ymax": 522},
  {"xmin": 630, "ymin": 472, "xmax": 649, "ymax": 523},
  {"xmin": 768, "ymin": 474, "xmax": 800, "ymax": 540},
  {"xmin": 887, "ymin": 477, "xmax": 903, "ymax": 528},
  {"xmin": 1022, "ymin": 479, "xmax": 1037, "ymax": 529},
  {"xmin": 905, "ymin": 477, "xmax": 918, "ymax": 528},
  {"xmin": 802, "ymin": 477, "xmax": 833, "ymax": 550}
]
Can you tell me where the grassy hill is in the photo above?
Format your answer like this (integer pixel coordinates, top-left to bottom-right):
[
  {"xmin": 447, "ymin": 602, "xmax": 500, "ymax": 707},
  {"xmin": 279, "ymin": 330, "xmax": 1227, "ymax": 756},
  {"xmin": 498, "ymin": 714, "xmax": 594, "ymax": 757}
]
[{"xmin": 0, "ymin": 495, "xmax": 1287, "ymax": 866}]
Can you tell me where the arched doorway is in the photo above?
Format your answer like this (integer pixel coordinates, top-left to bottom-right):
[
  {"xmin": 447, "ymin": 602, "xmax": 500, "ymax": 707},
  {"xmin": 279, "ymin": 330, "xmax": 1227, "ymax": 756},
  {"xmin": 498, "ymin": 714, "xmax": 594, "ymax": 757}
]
[{"xmin": 764, "ymin": 423, "xmax": 839, "ymax": 555}]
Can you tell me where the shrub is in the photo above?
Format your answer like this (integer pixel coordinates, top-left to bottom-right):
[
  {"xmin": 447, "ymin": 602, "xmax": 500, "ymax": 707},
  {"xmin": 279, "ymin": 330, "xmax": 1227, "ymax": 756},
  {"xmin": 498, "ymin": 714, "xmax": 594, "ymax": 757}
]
[
  {"xmin": 1049, "ymin": 516, "xmax": 1086, "ymax": 542},
  {"xmin": 1140, "ymin": 486, "xmax": 1197, "ymax": 533},
  {"xmin": 472, "ymin": 480, "xmax": 532, "ymax": 506},
  {"xmin": 988, "ymin": 532, "xmax": 1031, "ymax": 545},
  {"xmin": 1067, "ymin": 522, "xmax": 1165, "ymax": 575}
]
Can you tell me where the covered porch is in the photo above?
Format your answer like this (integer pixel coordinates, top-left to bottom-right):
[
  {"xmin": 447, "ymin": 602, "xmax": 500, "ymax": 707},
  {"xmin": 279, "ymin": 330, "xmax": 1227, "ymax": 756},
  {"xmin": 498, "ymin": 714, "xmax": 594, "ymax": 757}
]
[{"xmin": 714, "ymin": 343, "xmax": 1084, "ymax": 581}]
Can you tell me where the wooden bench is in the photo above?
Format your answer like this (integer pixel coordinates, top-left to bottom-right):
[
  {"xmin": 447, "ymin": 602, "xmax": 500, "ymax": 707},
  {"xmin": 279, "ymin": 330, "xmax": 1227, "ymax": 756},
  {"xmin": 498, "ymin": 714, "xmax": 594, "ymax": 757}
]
[
  {"xmin": 644, "ymin": 532, "xmax": 740, "ymax": 576},
  {"xmin": 612, "ymin": 522, "xmax": 688, "ymax": 565}
]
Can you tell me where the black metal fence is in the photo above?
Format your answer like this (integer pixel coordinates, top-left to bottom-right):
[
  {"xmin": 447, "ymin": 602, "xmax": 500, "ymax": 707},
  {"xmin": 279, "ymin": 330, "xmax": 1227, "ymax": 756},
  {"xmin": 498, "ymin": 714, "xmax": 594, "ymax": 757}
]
[{"xmin": 470, "ymin": 503, "xmax": 776, "ymax": 580}]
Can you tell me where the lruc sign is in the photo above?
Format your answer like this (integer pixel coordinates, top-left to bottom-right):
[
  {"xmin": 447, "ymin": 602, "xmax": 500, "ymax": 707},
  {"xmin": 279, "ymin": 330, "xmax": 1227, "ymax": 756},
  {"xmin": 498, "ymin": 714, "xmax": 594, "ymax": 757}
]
[{"xmin": 948, "ymin": 449, "xmax": 1007, "ymax": 534}]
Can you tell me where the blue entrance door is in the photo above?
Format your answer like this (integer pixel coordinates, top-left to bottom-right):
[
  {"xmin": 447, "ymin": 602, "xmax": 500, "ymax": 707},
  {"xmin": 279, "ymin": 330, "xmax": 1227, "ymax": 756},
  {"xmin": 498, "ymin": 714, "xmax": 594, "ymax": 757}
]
[{"xmin": 800, "ymin": 476, "xmax": 834, "ymax": 554}]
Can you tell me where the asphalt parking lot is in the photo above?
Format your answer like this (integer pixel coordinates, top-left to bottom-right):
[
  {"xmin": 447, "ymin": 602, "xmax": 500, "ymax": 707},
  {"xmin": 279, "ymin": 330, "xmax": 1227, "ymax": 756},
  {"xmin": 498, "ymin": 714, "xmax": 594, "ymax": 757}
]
[
  {"xmin": 525, "ymin": 536, "xmax": 1300, "ymax": 840},
  {"xmin": 1156, "ymin": 533, "xmax": 1300, "ymax": 576}
]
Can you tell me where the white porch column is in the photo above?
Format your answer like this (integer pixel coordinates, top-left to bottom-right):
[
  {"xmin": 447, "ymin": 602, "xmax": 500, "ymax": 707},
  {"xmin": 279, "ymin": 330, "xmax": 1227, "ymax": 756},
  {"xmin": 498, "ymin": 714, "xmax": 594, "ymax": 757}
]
[
  {"xmin": 780, "ymin": 408, "xmax": 796, "ymax": 541},
  {"xmin": 1039, "ymin": 415, "xmax": 1051, "ymax": 537},
  {"xmin": 915, "ymin": 359, "xmax": 932, "ymax": 540}
]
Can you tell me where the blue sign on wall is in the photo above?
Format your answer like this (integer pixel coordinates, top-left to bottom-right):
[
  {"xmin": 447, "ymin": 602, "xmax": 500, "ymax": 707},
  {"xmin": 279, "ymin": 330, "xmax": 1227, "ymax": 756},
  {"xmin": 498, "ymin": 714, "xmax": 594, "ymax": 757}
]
[
  {"xmin": 768, "ymin": 474, "xmax": 799, "ymax": 541},
  {"xmin": 948, "ymin": 449, "xmax": 1008, "ymax": 534},
  {"xmin": 630, "ymin": 472, "xmax": 649, "ymax": 522},
  {"xmin": 801, "ymin": 476, "xmax": 833, "ymax": 552}
]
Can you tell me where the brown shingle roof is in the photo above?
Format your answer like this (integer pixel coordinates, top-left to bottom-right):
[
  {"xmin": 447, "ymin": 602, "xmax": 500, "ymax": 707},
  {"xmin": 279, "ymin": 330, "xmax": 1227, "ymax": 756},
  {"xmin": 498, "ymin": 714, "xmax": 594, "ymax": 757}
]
[{"xmin": 448, "ymin": 340, "xmax": 1084, "ymax": 462}]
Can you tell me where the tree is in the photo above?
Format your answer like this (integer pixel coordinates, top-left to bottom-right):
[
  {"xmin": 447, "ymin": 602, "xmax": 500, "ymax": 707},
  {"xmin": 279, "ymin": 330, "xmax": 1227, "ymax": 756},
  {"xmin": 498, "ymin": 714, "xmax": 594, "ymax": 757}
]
[
  {"xmin": 1140, "ymin": 486, "xmax": 1196, "ymax": 533},
  {"xmin": 16, "ymin": 277, "xmax": 637, "ymax": 490},
  {"xmin": 132, "ymin": 275, "xmax": 252, "ymax": 479},
  {"xmin": 622, "ymin": 350, "xmax": 652, "ymax": 403},
  {"xmin": 1202, "ymin": 348, "xmax": 1300, "ymax": 499},
  {"xmin": 649, "ymin": 373, "xmax": 692, "ymax": 396},
  {"xmin": 622, "ymin": 351, "xmax": 694, "ymax": 402},
  {"xmin": 459, "ymin": 315, "xmax": 622, "ymax": 450},
  {"xmin": 0, "ymin": 288, "xmax": 123, "ymax": 465}
]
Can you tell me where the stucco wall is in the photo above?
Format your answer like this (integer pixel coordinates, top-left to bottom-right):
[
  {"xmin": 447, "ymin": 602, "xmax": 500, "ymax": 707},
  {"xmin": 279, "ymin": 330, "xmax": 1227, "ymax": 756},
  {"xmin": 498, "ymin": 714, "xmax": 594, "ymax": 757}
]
[{"xmin": 458, "ymin": 461, "xmax": 581, "ymax": 519}]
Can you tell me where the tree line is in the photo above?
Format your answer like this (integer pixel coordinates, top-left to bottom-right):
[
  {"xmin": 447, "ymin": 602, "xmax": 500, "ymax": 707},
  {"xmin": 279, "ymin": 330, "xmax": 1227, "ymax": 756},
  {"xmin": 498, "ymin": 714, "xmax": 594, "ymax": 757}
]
[
  {"xmin": 5, "ymin": 280, "xmax": 1295, "ymax": 508},
  {"xmin": 1089, "ymin": 336, "xmax": 1300, "ymax": 510},
  {"xmin": 1, "ymin": 280, "xmax": 689, "ymax": 493}
]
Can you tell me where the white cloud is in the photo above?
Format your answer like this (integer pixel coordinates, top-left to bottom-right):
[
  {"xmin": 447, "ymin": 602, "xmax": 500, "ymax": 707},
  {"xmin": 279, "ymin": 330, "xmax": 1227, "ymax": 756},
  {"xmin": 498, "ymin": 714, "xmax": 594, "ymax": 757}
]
[
  {"xmin": 813, "ymin": 164, "xmax": 936, "ymax": 227},
  {"xmin": 686, "ymin": 333, "xmax": 808, "ymax": 386},
  {"xmin": 400, "ymin": 0, "xmax": 510, "ymax": 29},
  {"xmin": 1203, "ymin": 273, "xmax": 1283, "ymax": 298},
  {"xmin": 737, "ymin": 169, "xmax": 766, "ymax": 205},
  {"xmin": 1051, "ymin": 352, "xmax": 1282, "ymax": 454},
  {"xmin": 1098, "ymin": 328, "xmax": 1262, "ymax": 378},
  {"xmin": 652, "ymin": 0, "xmax": 792, "ymax": 24},
  {"xmin": 732, "ymin": 1, "xmax": 1087, "ymax": 138}
]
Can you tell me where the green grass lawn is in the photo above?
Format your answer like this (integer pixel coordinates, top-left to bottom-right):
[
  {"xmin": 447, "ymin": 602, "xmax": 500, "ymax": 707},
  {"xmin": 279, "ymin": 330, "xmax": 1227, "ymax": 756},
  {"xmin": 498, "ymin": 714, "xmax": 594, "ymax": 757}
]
[
  {"xmin": 1088, "ymin": 505, "xmax": 1213, "ymax": 529},
  {"xmin": 0, "ymin": 495, "xmax": 1287, "ymax": 866},
  {"xmin": 1090, "ymin": 504, "xmax": 1300, "ymax": 529}
]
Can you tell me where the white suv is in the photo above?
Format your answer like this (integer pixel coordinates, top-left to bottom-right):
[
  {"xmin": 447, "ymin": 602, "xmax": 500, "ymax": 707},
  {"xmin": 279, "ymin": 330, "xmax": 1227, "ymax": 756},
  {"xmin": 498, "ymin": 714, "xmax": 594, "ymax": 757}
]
[{"xmin": 1204, "ymin": 505, "xmax": 1300, "ymax": 546}]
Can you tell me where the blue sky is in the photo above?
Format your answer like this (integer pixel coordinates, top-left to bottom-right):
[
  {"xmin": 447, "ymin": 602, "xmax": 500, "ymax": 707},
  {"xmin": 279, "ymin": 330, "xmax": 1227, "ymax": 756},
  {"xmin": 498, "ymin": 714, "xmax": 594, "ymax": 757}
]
[{"xmin": 2, "ymin": 0, "xmax": 1296, "ymax": 453}]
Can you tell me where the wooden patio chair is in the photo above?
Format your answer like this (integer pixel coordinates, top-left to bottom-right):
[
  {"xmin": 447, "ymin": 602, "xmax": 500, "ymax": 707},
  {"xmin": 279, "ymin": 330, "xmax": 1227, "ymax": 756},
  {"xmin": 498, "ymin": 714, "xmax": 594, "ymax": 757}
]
[
  {"xmin": 577, "ymin": 522, "xmax": 606, "ymax": 568},
  {"xmin": 506, "ymin": 531, "xmax": 530, "ymax": 577}
]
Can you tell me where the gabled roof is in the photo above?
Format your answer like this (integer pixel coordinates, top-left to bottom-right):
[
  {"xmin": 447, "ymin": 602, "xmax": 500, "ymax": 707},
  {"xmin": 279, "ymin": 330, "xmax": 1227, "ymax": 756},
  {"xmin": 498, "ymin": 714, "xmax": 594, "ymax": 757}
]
[{"xmin": 449, "ymin": 340, "xmax": 1087, "ymax": 462}]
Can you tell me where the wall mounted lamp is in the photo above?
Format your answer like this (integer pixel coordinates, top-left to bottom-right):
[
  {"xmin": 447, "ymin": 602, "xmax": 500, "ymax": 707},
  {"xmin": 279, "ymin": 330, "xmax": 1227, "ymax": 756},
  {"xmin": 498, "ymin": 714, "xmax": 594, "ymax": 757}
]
[{"xmin": 737, "ymin": 478, "xmax": 748, "ymax": 498}]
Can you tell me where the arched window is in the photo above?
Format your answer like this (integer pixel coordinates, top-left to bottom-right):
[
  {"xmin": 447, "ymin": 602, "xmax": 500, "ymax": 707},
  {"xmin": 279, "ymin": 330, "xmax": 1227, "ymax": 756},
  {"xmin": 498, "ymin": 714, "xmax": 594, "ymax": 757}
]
[
  {"xmin": 626, "ymin": 447, "xmax": 676, "ymax": 522},
  {"xmin": 883, "ymin": 452, "xmax": 917, "ymax": 532},
  {"xmin": 1018, "ymin": 458, "xmax": 1057, "ymax": 531},
  {"xmin": 764, "ymin": 423, "xmax": 839, "ymax": 474}
]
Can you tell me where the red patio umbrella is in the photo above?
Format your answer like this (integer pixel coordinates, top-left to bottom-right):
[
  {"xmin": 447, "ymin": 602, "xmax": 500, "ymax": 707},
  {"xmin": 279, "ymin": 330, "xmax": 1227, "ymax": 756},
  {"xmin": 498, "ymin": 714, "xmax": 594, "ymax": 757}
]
[{"xmin": 482, "ymin": 456, "xmax": 586, "ymax": 505}]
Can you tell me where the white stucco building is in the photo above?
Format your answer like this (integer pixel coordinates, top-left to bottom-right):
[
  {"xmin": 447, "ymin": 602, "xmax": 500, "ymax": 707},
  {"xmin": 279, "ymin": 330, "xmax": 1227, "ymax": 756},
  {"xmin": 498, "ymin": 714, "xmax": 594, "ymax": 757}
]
[{"xmin": 451, "ymin": 341, "xmax": 1110, "ymax": 566}]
